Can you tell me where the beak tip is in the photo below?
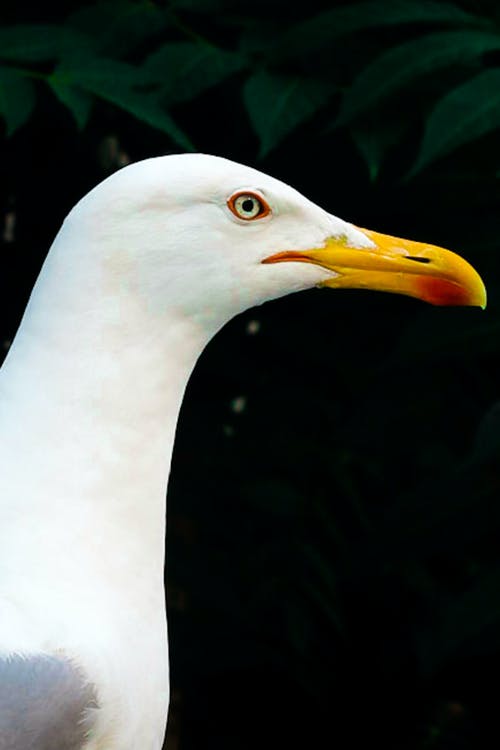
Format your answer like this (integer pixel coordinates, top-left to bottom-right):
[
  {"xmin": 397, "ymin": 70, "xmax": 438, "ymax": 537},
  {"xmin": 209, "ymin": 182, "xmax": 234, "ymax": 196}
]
[
  {"xmin": 480, "ymin": 285, "xmax": 487, "ymax": 310},
  {"xmin": 471, "ymin": 277, "xmax": 487, "ymax": 310}
]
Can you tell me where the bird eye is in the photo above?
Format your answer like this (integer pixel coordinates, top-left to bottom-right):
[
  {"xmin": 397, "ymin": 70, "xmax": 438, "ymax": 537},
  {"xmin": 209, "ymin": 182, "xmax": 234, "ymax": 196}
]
[{"xmin": 227, "ymin": 191, "xmax": 271, "ymax": 221}]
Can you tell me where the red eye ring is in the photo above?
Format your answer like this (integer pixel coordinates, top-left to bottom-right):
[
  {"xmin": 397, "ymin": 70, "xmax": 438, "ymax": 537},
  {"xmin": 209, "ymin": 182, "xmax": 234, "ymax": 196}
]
[{"xmin": 227, "ymin": 191, "xmax": 271, "ymax": 221}]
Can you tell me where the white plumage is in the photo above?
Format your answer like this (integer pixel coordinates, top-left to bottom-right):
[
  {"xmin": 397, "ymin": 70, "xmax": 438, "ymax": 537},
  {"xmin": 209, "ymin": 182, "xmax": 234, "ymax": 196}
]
[{"xmin": 0, "ymin": 154, "xmax": 484, "ymax": 749}]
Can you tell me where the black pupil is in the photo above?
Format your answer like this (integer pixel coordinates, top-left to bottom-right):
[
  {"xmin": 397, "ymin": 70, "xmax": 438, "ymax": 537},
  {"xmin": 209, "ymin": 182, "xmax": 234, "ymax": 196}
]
[{"xmin": 242, "ymin": 198, "xmax": 257, "ymax": 213}]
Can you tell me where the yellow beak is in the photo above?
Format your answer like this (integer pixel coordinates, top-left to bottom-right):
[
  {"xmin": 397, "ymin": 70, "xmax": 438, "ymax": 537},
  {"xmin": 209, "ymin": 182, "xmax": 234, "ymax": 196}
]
[{"xmin": 262, "ymin": 227, "xmax": 486, "ymax": 308}]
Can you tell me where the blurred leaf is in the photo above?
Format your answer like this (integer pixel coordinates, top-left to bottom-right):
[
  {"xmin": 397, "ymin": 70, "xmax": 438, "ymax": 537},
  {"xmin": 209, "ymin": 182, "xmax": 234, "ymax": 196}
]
[
  {"xmin": 351, "ymin": 118, "xmax": 408, "ymax": 181},
  {"xmin": 305, "ymin": 582, "xmax": 343, "ymax": 633},
  {"xmin": 272, "ymin": 1, "xmax": 485, "ymax": 62},
  {"xmin": 142, "ymin": 42, "xmax": 246, "ymax": 104},
  {"xmin": 169, "ymin": 0, "xmax": 264, "ymax": 10},
  {"xmin": 244, "ymin": 71, "xmax": 335, "ymax": 157},
  {"xmin": 56, "ymin": 58, "xmax": 146, "ymax": 90},
  {"xmin": 236, "ymin": 16, "xmax": 282, "ymax": 55},
  {"xmin": 47, "ymin": 76, "xmax": 92, "ymax": 130},
  {"xmin": 0, "ymin": 24, "xmax": 94, "ymax": 62},
  {"xmin": 53, "ymin": 59, "xmax": 193, "ymax": 148},
  {"xmin": 337, "ymin": 30, "xmax": 500, "ymax": 125},
  {"xmin": 67, "ymin": 0, "xmax": 168, "ymax": 57},
  {"xmin": 94, "ymin": 91, "xmax": 192, "ymax": 149},
  {"xmin": 410, "ymin": 68, "xmax": 500, "ymax": 175},
  {"xmin": 0, "ymin": 68, "xmax": 36, "ymax": 135},
  {"xmin": 420, "ymin": 566, "xmax": 500, "ymax": 672},
  {"xmin": 302, "ymin": 545, "xmax": 343, "ymax": 632}
]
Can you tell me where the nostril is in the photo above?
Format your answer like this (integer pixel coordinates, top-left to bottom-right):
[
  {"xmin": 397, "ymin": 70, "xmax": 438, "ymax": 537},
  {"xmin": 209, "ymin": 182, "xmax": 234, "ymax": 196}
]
[{"xmin": 407, "ymin": 256, "xmax": 431, "ymax": 264}]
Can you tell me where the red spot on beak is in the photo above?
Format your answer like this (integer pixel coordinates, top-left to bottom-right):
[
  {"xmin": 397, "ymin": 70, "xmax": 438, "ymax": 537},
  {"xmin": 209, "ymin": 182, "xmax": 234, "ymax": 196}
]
[{"xmin": 416, "ymin": 277, "xmax": 473, "ymax": 306}]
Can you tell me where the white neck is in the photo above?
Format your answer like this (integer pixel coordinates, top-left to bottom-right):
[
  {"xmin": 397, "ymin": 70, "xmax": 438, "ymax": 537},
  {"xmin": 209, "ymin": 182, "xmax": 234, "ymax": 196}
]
[{"xmin": 0, "ymin": 220, "xmax": 221, "ymax": 588}]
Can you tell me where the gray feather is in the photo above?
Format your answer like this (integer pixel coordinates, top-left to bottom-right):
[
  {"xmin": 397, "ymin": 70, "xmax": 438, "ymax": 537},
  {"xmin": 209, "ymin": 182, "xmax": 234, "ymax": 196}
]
[{"xmin": 0, "ymin": 654, "xmax": 98, "ymax": 750}]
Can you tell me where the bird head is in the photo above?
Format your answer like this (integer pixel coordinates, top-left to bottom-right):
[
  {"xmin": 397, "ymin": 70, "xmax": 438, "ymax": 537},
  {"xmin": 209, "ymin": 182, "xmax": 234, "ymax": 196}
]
[{"xmin": 67, "ymin": 153, "xmax": 485, "ymax": 333}]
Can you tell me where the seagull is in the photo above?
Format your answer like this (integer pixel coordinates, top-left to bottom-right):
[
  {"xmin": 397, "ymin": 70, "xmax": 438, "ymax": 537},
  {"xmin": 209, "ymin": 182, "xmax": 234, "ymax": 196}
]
[{"xmin": 0, "ymin": 153, "xmax": 486, "ymax": 749}]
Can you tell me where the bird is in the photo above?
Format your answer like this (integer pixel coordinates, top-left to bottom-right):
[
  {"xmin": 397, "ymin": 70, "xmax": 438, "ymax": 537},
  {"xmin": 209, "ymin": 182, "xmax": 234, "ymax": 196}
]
[{"xmin": 0, "ymin": 153, "xmax": 485, "ymax": 750}]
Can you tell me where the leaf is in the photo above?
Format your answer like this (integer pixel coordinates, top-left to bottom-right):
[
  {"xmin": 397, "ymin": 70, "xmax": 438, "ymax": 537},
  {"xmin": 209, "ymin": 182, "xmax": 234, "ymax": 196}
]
[
  {"xmin": 105, "ymin": 93, "xmax": 194, "ymax": 149},
  {"xmin": 142, "ymin": 42, "xmax": 246, "ymax": 104},
  {"xmin": 169, "ymin": 0, "xmax": 254, "ymax": 10},
  {"xmin": 244, "ymin": 71, "xmax": 335, "ymax": 157},
  {"xmin": 47, "ymin": 76, "xmax": 92, "ymax": 130},
  {"xmin": 56, "ymin": 58, "xmax": 146, "ymax": 90},
  {"xmin": 54, "ymin": 59, "xmax": 193, "ymax": 149},
  {"xmin": 351, "ymin": 118, "xmax": 409, "ymax": 181},
  {"xmin": 337, "ymin": 30, "xmax": 500, "ymax": 126},
  {"xmin": 0, "ymin": 67, "xmax": 36, "ymax": 136},
  {"xmin": 419, "ymin": 566, "xmax": 500, "ymax": 672},
  {"xmin": 0, "ymin": 25, "xmax": 94, "ymax": 62},
  {"xmin": 410, "ymin": 68, "xmax": 500, "ymax": 175},
  {"xmin": 271, "ymin": 1, "xmax": 485, "ymax": 62},
  {"xmin": 67, "ymin": 0, "xmax": 168, "ymax": 57}
]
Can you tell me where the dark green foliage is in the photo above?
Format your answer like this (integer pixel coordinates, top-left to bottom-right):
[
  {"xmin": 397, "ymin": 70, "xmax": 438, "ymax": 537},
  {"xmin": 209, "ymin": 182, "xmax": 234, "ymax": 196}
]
[
  {"xmin": 3, "ymin": 0, "xmax": 500, "ymax": 172},
  {"xmin": 47, "ymin": 77, "xmax": 92, "ymax": 130},
  {"xmin": 336, "ymin": 30, "xmax": 500, "ymax": 126},
  {"xmin": 269, "ymin": 0, "xmax": 485, "ymax": 62},
  {"xmin": 142, "ymin": 42, "xmax": 245, "ymax": 104},
  {"xmin": 411, "ymin": 69, "xmax": 500, "ymax": 175},
  {"xmin": 2, "ymin": 1, "xmax": 500, "ymax": 749},
  {"xmin": 244, "ymin": 71, "xmax": 336, "ymax": 157},
  {"xmin": 0, "ymin": 67, "xmax": 35, "ymax": 135},
  {"xmin": 0, "ymin": 24, "xmax": 95, "ymax": 61},
  {"xmin": 52, "ymin": 57, "xmax": 194, "ymax": 148},
  {"xmin": 67, "ymin": 0, "xmax": 168, "ymax": 56}
]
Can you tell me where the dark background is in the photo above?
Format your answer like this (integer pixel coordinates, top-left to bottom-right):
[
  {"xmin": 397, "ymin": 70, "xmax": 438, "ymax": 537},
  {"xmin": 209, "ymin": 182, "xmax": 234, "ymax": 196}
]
[{"xmin": 2, "ymin": 1, "xmax": 500, "ymax": 747}]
